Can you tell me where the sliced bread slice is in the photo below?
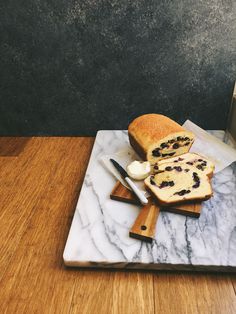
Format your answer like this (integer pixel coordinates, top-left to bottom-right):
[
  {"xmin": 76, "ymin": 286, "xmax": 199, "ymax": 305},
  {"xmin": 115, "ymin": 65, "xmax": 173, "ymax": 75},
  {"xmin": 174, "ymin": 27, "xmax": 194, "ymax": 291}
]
[
  {"xmin": 144, "ymin": 165, "xmax": 213, "ymax": 205},
  {"xmin": 156, "ymin": 152, "xmax": 215, "ymax": 178}
]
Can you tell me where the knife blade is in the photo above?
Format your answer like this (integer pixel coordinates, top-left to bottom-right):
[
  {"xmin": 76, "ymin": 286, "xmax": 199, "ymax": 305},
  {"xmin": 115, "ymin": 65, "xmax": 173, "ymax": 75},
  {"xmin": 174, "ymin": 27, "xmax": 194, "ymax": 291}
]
[{"xmin": 110, "ymin": 159, "xmax": 148, "ymax": 205}]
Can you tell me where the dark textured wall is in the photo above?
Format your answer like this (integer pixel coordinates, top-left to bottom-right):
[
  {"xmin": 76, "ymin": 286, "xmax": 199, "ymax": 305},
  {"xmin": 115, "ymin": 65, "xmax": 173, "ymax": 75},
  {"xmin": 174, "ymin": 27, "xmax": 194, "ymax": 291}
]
[{"xmin": 0, "ymin": 0, "xmax": 235, "ymax": 135}]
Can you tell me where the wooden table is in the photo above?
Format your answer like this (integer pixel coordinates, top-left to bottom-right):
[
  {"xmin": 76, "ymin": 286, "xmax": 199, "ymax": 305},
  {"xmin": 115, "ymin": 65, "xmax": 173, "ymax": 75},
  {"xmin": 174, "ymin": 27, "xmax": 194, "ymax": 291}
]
[{"xmin": 0, "ymin": 137, "xmax": 236, "ymax": 313}]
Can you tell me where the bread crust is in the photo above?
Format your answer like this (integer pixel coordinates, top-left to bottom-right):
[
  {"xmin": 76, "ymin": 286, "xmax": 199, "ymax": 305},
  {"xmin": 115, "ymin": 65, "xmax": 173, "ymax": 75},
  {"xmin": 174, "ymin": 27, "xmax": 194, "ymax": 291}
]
[
  {"xmin": 128, "ymin": 133, "xmax": 147, "ymax": 160},
  {"xmin": 128, "ymin": 114, "xmax": 186, "ymax": 153},
  {"xmin": 128, "ymin": 114, "xmax": 194, "ymax": 162}
]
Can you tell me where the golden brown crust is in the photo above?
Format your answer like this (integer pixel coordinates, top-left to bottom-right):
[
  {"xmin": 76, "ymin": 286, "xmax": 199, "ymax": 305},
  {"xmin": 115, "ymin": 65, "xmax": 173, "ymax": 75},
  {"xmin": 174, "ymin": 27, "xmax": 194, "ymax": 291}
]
[
  {"xmin": 128, "ymin": 114, "xmax": 186, "ymax": 153},
  {"xmin": 207, "ymin": 172, "xmax": 214, "ymax": 179},
  {"xmin": 128, "ymin": 133, "xmax": 147, "ymax": 160}
]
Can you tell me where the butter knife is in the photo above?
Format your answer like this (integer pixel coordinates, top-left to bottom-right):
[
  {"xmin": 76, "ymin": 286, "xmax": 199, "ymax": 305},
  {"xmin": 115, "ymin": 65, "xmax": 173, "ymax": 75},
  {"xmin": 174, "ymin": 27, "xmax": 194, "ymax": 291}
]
[{"xmin": 110, "ymin": 159, "xmax": 148, "ymax": 205}]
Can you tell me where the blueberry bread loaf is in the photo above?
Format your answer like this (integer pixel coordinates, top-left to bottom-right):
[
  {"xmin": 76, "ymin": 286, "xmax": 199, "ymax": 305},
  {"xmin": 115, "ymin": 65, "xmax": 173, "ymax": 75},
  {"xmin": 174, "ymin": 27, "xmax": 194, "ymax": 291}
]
[
  {"xmin": 157, "ymin": 153, "xmax": 215, "ymax": 178},
  {"xmin": 144, "ymin": 165, "xmax": 213, "ymax": 205},
  {"xmin": 128, "ymin": 114, "xmax": 194, "ymax": 164}
]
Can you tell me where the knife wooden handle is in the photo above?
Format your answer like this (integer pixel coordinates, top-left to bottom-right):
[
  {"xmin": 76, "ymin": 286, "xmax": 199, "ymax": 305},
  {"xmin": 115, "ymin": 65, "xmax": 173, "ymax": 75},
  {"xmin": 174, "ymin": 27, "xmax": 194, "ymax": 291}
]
[{"xmin": 129, "ymin": 198, "xmax": 160, "ymax": 243}]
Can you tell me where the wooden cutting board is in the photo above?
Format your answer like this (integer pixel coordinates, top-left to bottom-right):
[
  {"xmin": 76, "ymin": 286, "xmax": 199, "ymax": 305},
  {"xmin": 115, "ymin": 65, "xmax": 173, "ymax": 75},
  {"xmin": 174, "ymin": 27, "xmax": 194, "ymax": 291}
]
[
  {"xmin": 111, "ymin": 181, "xmax": 202, "ymax": 242},
  {"xmin": 111, "ymin": 181, "xmax": 202, "ymax": 217}
]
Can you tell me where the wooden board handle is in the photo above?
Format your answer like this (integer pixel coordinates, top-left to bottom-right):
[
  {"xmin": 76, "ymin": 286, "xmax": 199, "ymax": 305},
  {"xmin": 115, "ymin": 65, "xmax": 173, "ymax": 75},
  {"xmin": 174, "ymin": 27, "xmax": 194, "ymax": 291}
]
[{"xmin": 129, "ymin": 199, "xmax": 160, "ymax": 243}]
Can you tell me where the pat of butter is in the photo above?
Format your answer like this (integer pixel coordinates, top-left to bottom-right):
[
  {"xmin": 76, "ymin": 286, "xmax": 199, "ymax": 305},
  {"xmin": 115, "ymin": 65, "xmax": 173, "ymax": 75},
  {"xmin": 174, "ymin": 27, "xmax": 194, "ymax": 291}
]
[{"xmin": 127, "ymin": 160, "xmax": 151, "ymax": 180}]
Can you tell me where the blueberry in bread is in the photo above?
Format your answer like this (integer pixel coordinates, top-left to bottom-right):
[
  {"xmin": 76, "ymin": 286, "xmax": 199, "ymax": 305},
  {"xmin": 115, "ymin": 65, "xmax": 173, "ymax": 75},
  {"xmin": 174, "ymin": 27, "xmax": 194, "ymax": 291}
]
[
  {"xmin": 144, "ymin": 165, "xmax": 213, "ymax": 205},
  {"xmin": 128, "ymin": 114, "xmax": 194, "ymax": 164},
  {"xmin": 157, "ymin": 153, "xmax": 215, "ymax": 178}
]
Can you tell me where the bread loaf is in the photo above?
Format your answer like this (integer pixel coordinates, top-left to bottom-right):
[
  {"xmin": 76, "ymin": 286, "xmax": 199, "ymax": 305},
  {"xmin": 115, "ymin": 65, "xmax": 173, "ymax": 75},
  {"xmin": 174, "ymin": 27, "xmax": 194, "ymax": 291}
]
[
  {"xmin": 128, "ymin": 114, "xmax": 194, "ymax": 164},
  {"xmin": 144, "ymin": 165, "xmax": 213, "ymax": 205}
]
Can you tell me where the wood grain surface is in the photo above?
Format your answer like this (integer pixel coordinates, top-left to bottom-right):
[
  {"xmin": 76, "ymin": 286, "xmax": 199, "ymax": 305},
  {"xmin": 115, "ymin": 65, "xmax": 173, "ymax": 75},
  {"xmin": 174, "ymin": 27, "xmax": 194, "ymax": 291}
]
[
  {"xmin": 161, "ymin": 201, "xmax": 202, "ymax": 218},
  {"xmin": 110, "ymin": 181, "xmax": 140, "ymax": 204},
  {"xmin": 0, "ymin": 137, "xmax": 235, "ymax": 314},
  {"xmin": 129, "ymin": 198, "xmax": 160, "ymax": 242}
]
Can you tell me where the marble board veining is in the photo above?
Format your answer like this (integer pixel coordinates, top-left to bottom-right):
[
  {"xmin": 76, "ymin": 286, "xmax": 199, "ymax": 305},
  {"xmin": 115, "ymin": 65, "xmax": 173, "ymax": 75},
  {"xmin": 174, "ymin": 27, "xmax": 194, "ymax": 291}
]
[{"xmin": 63, "ymin": 131, "xmax": 236, "ymax": 271}]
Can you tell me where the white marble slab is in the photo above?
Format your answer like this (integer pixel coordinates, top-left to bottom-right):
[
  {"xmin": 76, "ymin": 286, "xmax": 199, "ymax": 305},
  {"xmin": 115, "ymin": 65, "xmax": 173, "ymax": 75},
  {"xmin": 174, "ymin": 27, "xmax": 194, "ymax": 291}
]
[{"xmin": 63, "ymin": 131, "xmax": 236, "ymax": 271}]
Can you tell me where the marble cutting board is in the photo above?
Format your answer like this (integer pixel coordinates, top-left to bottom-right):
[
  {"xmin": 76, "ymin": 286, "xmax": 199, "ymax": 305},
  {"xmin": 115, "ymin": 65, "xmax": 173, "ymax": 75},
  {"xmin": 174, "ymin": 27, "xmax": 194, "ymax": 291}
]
[{"xmin": 63, "ymin": 130, "xmax": 236, "ymax": 271}]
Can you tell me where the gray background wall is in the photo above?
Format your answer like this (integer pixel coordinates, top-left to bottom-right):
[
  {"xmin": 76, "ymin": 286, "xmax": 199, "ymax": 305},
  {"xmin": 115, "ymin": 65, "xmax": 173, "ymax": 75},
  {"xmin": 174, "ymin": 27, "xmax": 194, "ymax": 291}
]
[{"xmin": 0, "ymin": 0, "xmax": 235, "ymax": 135}]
